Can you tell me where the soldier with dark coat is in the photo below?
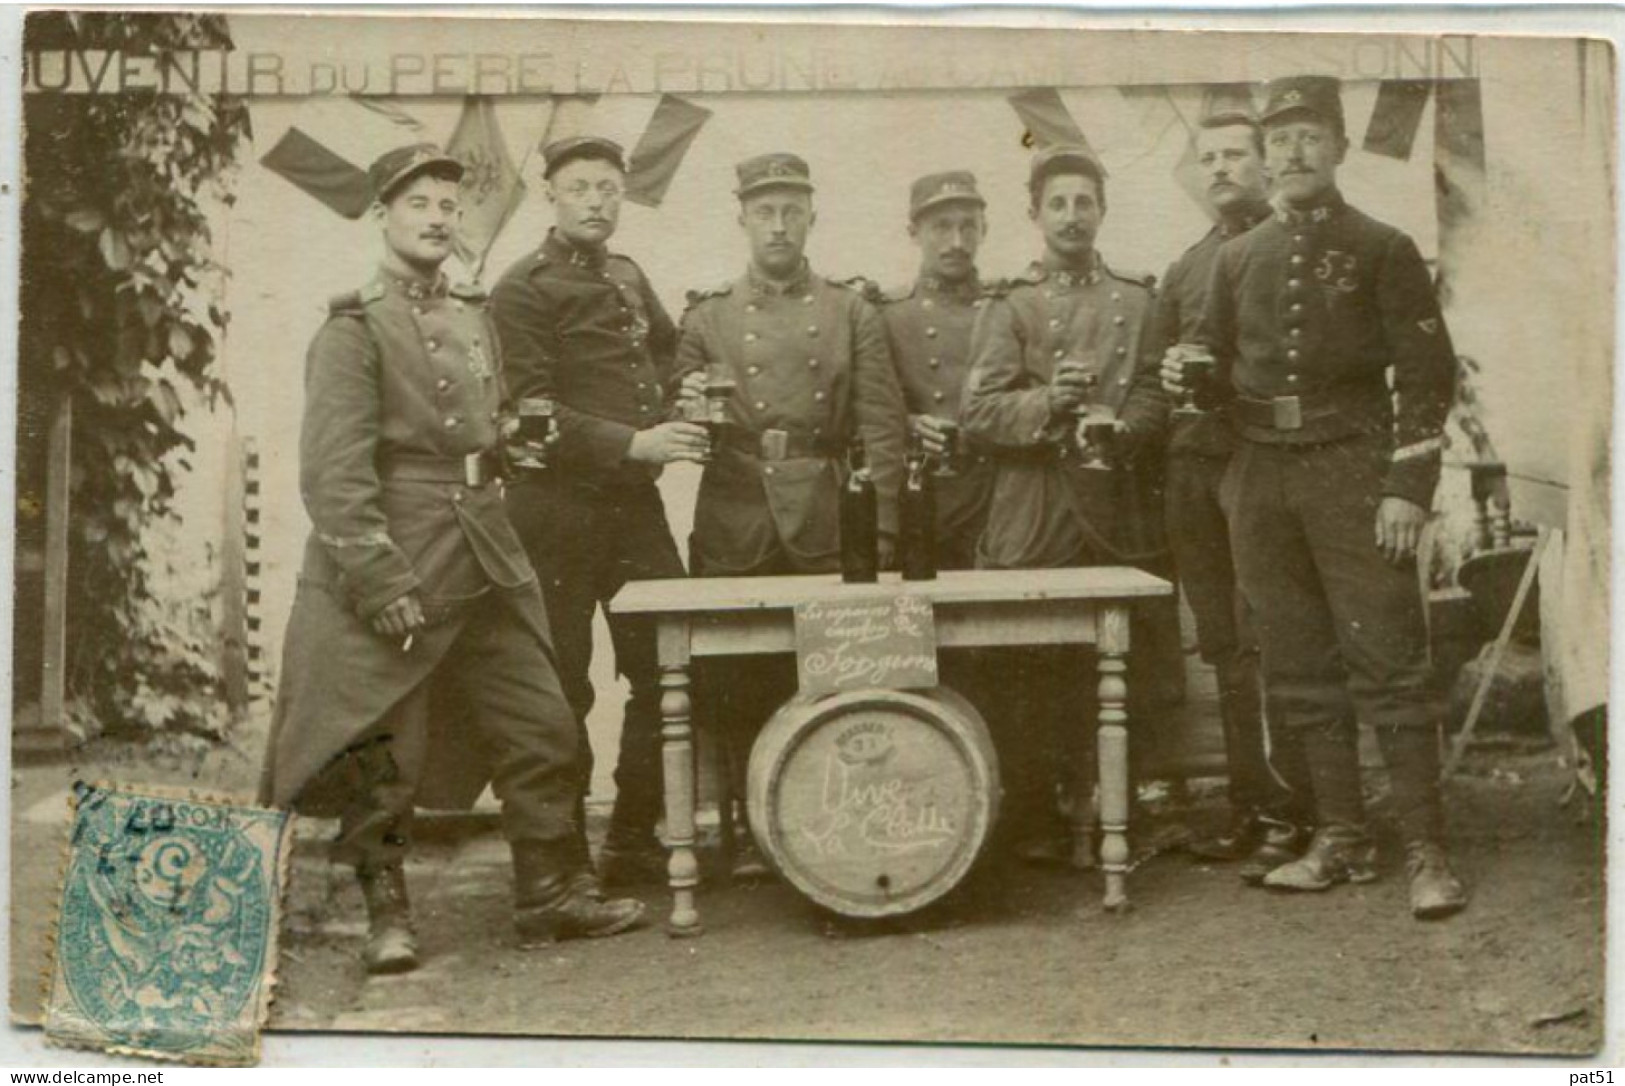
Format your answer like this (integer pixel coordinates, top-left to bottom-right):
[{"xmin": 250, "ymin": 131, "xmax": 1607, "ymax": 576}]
[
  {"xmin": 673, "ymin": 152, "xmax": 908, "ymax": 875},
  {"xmin": 876, "ymin": 170, "xmax": 997, "ymax": 571},
  {"xmin": 491, "ymin": 136, "xmax": 702, "ymax": 888},
  {"xmin": 260, "ymin": 145, "xmax": 646, "ymax": 975},
  {"xmin": 1140, "ymin": 106, "xmax": 1318, "ymax": 877},
  {"xmin": 1184, "ymin": 76, "xmax": 1467, "ymax": 918},
  {"xmin": 961, "ymin": 144, "xmax": 1182, "ymax": 865}
]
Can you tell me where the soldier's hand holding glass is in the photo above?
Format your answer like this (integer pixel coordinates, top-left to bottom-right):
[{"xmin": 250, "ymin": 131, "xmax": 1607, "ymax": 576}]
[
  {"xmin": 1162, "ymin": 343, "xmax": 1218, "ymax": 413},
  {"xmin": 503, "ymin": 397, "xmax": 561, "ymax": 470},
  {"xmin": 675, "ymin": 370, "xmax": 709, "ymax": 418},
  {"xmin": 908, "ymin": 414, "xmax": 953, "ymax": 459},
  {"xmin": 1048, "ymin": 355, "xmax": 1098, "ymax": 418},
  {"xmin": 627, "ymin": 421, "xmax": 711, "ymax": 465}
]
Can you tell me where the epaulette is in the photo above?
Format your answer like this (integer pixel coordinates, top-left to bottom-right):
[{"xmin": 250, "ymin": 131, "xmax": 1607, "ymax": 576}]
[
  {"xmin": 450, "ymin": 281, "xmax": 487, "ymax": 303},
  {"xmin": 828, "ymin": 275, "xmax": 883, "ymax": 305},
  {"xmin": 987, "ymin": 267, "xmax": 1046, "ymax": 298},
  {"xmin": 327, "ymin": 280, "xmax": 384, "ymax": 316},
  {"xmin": 1104, "ymin": 263, "xmax": 1156, "ymax": 290},
  {"xmin": 684, "ymin": 281, "xmax": 733, "ymax": 311}
]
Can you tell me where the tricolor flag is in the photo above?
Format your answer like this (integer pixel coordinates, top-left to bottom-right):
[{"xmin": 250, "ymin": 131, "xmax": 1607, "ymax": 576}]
[
  {"xmin": 1008, "ymin": 87, "xmax": 1104, "ymax": 171},
  {"xmin": 1364, "ymin": 80, "xmax": 1433, "ymax": 161},
  {"xmin": 446, "ymin": 96, "xmax": 526, "ymax": 277},
  {"xmin": 625, "ymin": 95, "xmax": 712, "ymax": 208}
]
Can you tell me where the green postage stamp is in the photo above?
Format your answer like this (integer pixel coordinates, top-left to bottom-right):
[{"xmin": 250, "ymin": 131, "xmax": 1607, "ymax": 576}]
[{"xmin": 42, "ymin": 782, "xmax": 293, "ymax": 1065}]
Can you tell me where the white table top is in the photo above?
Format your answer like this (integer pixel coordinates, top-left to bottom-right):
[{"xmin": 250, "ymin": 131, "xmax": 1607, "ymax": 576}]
[{"xmin": 610, "ymin": 567, "xmax": 1171, "ymax": 615}]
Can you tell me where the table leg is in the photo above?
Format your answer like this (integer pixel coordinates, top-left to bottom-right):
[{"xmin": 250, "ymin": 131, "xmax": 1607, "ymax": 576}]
[
  {"xmin": 660, "ymin": 661, "xmax": 702, "ymax": 937},
  {"xmin": 1097, "ymin": 604, "xmax": 1132, "ymax": 913}
]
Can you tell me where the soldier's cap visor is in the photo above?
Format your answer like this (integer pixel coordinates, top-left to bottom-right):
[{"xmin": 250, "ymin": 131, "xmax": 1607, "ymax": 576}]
[
  {"xmin": 375, "ymin": 153, "xmax": 464, "ymax": 203},
  {"xmin": 911, "ymin": 191, "xmax": 986, "ymax": 220}
]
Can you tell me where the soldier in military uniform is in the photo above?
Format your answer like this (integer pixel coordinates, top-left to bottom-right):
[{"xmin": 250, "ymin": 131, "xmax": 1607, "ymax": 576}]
[
  {"xmin": 1182, "ymin": 76, "xmax": 1468, "ymax": 918},
  {"xmin": 1144, "ymin": 108, "xmax": 1318, "ymax": 877},
  {"xmin": 260, "ymin": 145, "xmax": 647, "ymax": 975},
  {"xmin": 492, "ymin": 136, "xmax": 704, "ymax": 888},
  {"xmin": 673, "ymin": 152, "xmax": 907, "ymax": 875},
  {"xmin": 876, "ymin": 171, "xmax": 996, "ymax": 571},
  {"xmin": 961, "ymin": 145, "xmax": 1180, "ymax": 865}
]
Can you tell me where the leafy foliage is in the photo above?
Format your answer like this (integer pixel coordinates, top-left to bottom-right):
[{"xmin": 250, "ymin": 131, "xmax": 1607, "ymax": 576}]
[{"xmin": 21, "ymin": 12, "xmax": 251, "ymax": 738}]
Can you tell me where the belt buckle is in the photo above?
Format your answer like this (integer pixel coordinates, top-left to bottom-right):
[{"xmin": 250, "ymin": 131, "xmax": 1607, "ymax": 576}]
[
  {"xmin": 1271, "ymin": 395, "xmax": 1303, "ymax": 431},
  {"xmin": 760, "ymin": 429, "xmax": 789, "ymax": 461},
  {"xmin": 462, "ymin": 451, "xmax": 487, "ymax": 488}
]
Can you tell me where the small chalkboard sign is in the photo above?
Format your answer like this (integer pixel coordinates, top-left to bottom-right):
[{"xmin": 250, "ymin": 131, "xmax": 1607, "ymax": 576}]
[{"xmin": 793, "ymin": 594, "xmax": 938, "ymax": 697}]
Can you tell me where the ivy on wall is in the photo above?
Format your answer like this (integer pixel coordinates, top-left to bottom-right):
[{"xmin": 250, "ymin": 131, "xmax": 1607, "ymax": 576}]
[{"xmin": 20, "ymin": 12, "xmax": 251, "ymax": 740}]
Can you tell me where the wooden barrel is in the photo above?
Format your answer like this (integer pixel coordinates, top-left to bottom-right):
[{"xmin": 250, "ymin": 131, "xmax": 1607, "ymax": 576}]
[{"xmin": 746, "ymin": 686, "xmax": 1001, "ymax": 918}]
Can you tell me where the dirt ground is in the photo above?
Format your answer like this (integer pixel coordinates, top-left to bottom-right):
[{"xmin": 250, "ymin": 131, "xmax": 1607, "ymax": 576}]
[{"xmin": 9, "ymin": 732, "xmax": 1605, "ymax": 1059}]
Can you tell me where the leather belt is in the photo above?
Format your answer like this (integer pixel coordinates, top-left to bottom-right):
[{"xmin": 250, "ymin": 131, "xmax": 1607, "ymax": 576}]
[
  {"xmin": 717, "ymin": 426, "xmax": 836, "ymax": 461},
  {"xmin": 378, "ymin": 449, "xmax": 505, "ymax": 487},
  {"xmin": 1233, "ymin": 382, "xmax": 1390, "ymax": 432}
]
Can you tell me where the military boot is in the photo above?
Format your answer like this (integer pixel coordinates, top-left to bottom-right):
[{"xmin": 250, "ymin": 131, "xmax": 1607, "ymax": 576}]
[
  {"xmin": 512, "ymin": 842, "xmax": 647, "ymax": 946},
  {"xmin": 1405, "ymin": 840, "xmax": 1468, "ymax": 920},
  {"xmin": 356, "ymin": 865, "xmax": 418, "ymax": 975},
  {"xmin": 1237, "ymin": 817, "xmax": 1314, "ymax": 886},
  {"xmin": 1262, "ymin": 823, "xmax": 1377, "ymax": 892}
]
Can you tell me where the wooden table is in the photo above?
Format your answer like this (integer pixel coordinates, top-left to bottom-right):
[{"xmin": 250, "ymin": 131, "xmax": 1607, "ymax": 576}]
[{"xmin": 610, "ymin": 567, "xmax": 1173, "ymax": 936}]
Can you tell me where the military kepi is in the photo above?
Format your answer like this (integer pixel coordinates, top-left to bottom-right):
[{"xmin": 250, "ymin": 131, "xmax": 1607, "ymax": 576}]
[
  {"xmin": 368, "ymin": 143, "xmax": 464, "ymax": 203},
  {"xmin": 1260, "ymin": 75, "xmax": 1345, "ymax": 132},
  {"xmin": 909, "ymin": 171, "xmax": 985, "ymax": 220},
  {"xmin": 735, "ymin": 152, "xmax": 814, "ymax": 198},
  {"xmin": 542, "ymin": 135, "xmax": 627, "ymax": 179},
  {"xmin": 1028, "ymin": 143, "xmax": 1105, "ymax": 189}
]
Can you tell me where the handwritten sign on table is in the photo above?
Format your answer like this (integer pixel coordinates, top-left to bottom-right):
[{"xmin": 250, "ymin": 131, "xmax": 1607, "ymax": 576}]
[{"xmin": 793, "ymin": 594, "xmax": 938, "ymax": 697}]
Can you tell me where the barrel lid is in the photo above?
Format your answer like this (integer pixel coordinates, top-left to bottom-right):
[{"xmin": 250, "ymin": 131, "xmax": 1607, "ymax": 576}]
[{"xmin": 747, "ymin": 687, "xmax": 1000, "ymax": 918}]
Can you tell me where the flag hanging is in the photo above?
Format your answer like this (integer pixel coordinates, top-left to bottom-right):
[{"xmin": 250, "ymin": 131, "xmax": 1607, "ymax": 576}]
[
  {"xmin": 1007, "ymin": 88, "xmax": 1104, "ymax": 172},
  {"xmin": 625, "ymin": 95, "xmax": 713, "ymax": 208},
  {"xmin": 1364, "ymin": 80, "xmax": 1433, "ymax": 161},
  {"xmin": 259, "ymin": 128, "xmax": 372, "ymax": 219},
  {"xmin": 446, "ymin": 96, "xmax": 527, "ymax": 278}
]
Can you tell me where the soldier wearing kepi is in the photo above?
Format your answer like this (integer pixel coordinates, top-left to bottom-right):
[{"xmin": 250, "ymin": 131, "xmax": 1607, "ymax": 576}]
[
  {"xmin": 876, "ymin": 171, "xmax": 996, "ymax": 571},
  {"xmin": 260, "ymin": 144, "xmax": 647, "ymax": 975},
  {"xmin": 492, "ymin": 136, "xmax": 702, "ymax": 889},
  {"xmin": 1143, "ymin": 103, "xmax": 1318, "ymax": 875},
  {"xmin": 961, "ymin": 144, "xmax": 1177, "ymax": 865},
  {"xmin": 674, "ymin": 153, "xmax": 907, "ymax": 875},
  {"xmin": 1186, "ymin": 76, "xmax": 1467, "ymax": 918}
]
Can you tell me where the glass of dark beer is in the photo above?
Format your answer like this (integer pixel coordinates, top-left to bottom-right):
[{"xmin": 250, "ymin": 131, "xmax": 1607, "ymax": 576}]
[
  {"xmin": 513, "ymin": 396, "xmax": 557, "ymax": 470},
  {"xmin": 700, "ymin": 375, "xmax": 736, "ymax": 463},
  {"xmin": 1175, "ymin": 345, "xmax": 1218, "ymax": 415}
]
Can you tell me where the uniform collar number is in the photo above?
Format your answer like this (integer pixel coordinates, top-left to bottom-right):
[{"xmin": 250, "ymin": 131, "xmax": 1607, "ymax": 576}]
[{"xmin": 1313, "ymin": 250, "xmax": 1359, "ymax": 294}]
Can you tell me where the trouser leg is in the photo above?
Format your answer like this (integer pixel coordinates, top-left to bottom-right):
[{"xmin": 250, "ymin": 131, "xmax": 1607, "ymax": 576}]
[
  {"xmin": 451, "ymin": 592, "xmax": 581, "ymax": 850},
  {"xmin": 332, "ymin": 704, "xmax": 424, "ymax": 872},
  {"xmin": 1291, "ymin": 436, "xmax": 1442, "ymax": 838},
  {"xmin": 507, "ymin": 478, "xmax": 600, "ymax": 865},
  {"xmin": 601, "ymin": 488, "xmax": 687, "ymax": 845},
  {"xmin": 1224, "ymin": 443, "xmax": 1359, "ymax": 831}
]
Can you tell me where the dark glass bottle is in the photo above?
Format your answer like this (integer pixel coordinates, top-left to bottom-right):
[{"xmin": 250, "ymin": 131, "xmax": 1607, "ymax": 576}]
[
  {"xmin": 899, "ymin": 433, "xmax": 937, "ymax": 581},
  {"xmin": 839, "ymin": 437, "xmax": 880, "ymax": 584}
]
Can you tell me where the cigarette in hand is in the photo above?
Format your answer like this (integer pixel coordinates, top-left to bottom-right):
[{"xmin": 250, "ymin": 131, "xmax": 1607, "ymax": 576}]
[{"xmin": 400, "ymin": 634, "xmax": 415, "ymax": 654}]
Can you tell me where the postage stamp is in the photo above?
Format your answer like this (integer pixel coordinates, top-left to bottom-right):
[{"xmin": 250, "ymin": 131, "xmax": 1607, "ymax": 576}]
[{"xmin": 41, "ymin": 782, "xmax": 293, "ymax": 1066}]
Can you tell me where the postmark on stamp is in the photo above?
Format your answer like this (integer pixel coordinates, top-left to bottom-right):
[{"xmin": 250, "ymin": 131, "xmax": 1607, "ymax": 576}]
[{"xmin": 42, "ymin": 782, "xmax": 293, "ymax": 1066}]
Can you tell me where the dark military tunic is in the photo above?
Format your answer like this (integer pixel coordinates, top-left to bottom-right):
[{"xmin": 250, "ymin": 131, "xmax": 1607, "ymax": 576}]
[
  {"xmin": 878, "ymin": 274, "xmax": 996, "ymax": 571},
  {"xmin": 261, "ymin": 270, "xmax": 579, "ymax": 858},
  {"xmin": 1142, "ymin": 207, "xmax": 1299, "ymax": 821},
  {"xmin": 1146, "ymin": 213, "xmax": 1266, "ymax": 666},
  {"xmin": 961, "ymin": 253, "xmax": 1167, "ymax": 569},
  {"xmin": 1201, "ymin": 189, "xmax": 1456, "ymax": 735},
  {"xmin": 490, "ymin": 229, "xmax": 686, "ymax": 841},
  {"xmin": 492, "ymin": 229, "xmax": 679, "ymax": 484},
  {"xmin": 675, "ymin": 262, "xmax": 907, "ymax": 576}
]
